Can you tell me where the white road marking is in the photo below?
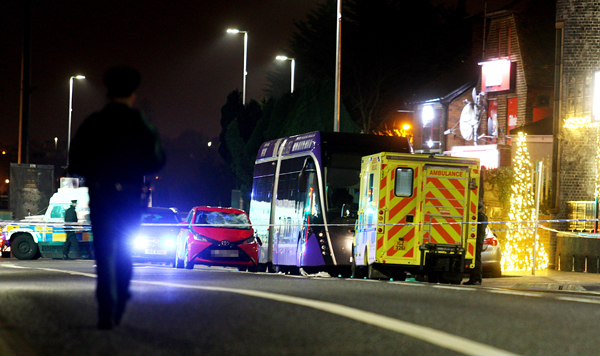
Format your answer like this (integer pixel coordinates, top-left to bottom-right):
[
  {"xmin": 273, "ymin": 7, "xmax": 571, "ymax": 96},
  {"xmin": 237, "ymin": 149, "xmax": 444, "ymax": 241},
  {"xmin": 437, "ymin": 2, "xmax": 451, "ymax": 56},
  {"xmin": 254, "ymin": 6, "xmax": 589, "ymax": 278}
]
[
  {"xmin": 2, "ymin": 265, "xmax": 519, "ymax": 356},
  {"xmin": 433, "ymin": 285, "xmax": 476, "ymax": 291},
  {"xmin": 0, "ymin": 264, "xmax": 29, "ymax": 269},
  {"xmin": 557, "ymin": 296, "xmax": 600, "ymax": 305},
  {"xmin": 488, "ymin": 289, "xmax": 542, "ymax": 298},
  {"xmin": 36, "ymin": 267, "xmax": 97, "ymax": 278},
  {"xmin": 388, "ymin": 281, "xmax": 426, "ymax": 287}
]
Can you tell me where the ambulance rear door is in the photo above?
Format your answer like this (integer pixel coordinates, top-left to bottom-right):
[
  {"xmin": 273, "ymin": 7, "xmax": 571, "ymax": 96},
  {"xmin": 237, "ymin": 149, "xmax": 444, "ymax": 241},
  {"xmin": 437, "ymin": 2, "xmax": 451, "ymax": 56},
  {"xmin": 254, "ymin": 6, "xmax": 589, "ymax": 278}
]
[
  {"xmin": 379, "ymin": 161, "xmax": 422, "ymax": 266},
  {"xmin": 421, "ymin": 164, "xmax": 471, "ymax": 250}
]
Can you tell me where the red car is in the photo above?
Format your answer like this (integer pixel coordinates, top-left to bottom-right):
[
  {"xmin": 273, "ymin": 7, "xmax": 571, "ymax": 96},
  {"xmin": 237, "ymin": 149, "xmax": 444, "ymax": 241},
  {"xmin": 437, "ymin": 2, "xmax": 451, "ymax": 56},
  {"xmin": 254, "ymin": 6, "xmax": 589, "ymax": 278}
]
[{"xmin": 174, "ymin": 206, "xmax": 260, "ymax": 271}]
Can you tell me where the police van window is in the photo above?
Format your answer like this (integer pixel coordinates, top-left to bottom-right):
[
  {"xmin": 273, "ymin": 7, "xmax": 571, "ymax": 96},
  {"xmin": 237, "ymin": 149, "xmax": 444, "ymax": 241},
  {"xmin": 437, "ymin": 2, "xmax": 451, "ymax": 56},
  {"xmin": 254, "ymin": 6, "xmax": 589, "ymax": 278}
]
[
  {"xmin": 395, "ymin": 168, "xmax": 414, "ymax": 197},
  {"xmin": 50, "ymin": 206, "xmax": 66, "ymax": 219}
]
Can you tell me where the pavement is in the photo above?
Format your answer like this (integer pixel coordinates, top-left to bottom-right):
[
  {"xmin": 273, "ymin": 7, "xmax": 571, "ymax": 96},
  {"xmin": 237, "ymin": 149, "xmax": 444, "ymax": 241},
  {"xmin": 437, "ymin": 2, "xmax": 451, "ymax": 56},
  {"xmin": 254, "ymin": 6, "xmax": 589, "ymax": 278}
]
[{"xmin": 480, "ymin": 269, "xmax": 600, "ymax": 293}]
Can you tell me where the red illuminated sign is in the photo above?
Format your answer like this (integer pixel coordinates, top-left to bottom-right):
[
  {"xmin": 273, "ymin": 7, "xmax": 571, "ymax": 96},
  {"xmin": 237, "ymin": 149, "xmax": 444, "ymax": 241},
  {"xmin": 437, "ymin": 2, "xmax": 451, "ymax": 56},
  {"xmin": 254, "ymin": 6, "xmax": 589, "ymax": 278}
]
[{"xmin": 480, "ymin": 60, "xmax": 513, "ymax": 92}]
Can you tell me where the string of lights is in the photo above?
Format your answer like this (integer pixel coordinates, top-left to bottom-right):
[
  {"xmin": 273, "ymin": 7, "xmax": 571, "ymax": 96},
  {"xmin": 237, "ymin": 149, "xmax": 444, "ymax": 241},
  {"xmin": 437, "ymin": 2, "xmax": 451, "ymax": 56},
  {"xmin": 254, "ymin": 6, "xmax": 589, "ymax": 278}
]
[{"xmin": 503, "ymin": 132, "xmax": 549, "ymax": 271}]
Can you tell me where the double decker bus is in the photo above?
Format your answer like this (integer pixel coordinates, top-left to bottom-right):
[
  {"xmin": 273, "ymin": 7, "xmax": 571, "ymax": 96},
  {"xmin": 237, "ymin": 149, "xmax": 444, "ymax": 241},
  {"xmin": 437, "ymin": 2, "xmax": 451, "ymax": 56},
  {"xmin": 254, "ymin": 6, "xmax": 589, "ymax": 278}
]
[{"xmin": 249, "ymin": 131, "xmax": 412, "ymax": 275}]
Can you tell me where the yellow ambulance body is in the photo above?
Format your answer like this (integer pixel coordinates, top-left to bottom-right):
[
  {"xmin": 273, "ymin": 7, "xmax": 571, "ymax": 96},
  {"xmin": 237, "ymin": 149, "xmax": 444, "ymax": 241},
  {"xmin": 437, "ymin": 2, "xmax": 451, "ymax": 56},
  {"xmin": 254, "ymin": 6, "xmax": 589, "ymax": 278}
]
[{"xmin": 352, "ymin": 152, "xmax": 481, "ymax": 283}]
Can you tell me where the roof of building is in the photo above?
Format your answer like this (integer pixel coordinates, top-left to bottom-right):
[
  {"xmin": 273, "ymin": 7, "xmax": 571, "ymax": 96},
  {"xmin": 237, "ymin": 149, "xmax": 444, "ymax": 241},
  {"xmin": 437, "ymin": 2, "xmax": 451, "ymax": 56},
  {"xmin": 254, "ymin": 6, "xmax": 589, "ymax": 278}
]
[
  {"xmin": 488, "ymin": 0, "xmax": 555, "ymax": 89},
  {"xmin": 510, "ymin": 115, "xmax": 553, "ymax": 135},
  {"xmin": 406, "ymin": 0, "xmax": 555, "ymax": 106},
  {"xmin": 407, "ymin": 56, "xmax": 480, "ymax": 105}
]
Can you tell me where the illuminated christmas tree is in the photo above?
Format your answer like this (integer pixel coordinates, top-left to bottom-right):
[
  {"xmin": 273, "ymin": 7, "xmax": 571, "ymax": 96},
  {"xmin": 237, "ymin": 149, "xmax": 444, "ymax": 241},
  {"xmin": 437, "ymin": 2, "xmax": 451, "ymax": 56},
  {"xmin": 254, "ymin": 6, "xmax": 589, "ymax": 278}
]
[{"xmin": 503, "ymin": 132, "xmax": 549, "ymax": 271}]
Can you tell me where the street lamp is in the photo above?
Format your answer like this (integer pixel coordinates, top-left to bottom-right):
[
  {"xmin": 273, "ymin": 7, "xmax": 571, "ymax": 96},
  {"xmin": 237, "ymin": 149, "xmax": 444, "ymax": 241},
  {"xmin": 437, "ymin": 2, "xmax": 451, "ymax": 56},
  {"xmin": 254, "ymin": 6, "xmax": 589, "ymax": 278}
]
[
  {"xmin": 276, "ymin": 56, "xmax": 296, "ymax": 93},
  {"xmin": 227, "ymin": 28, "xmax": 248, "ymax": 104},
  {"xmin": 67, "ymin": 75, "xmax": 85, "ymax": 166},
  {"xmin": 334, "ymin": 0, "xmax": 342, "ymax": 132}
]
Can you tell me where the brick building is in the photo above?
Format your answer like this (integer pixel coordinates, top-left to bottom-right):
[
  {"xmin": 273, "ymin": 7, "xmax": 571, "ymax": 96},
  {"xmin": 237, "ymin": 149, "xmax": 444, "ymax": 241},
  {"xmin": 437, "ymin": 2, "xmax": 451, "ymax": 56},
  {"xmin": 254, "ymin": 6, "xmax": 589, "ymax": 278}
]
[
  {"xmin": 552, "ymin": 0, "xmax": 600, "ymax": 271},
  {"xmin": 411, "ymin": 0, "xmax": 554, "ymax": 168}
]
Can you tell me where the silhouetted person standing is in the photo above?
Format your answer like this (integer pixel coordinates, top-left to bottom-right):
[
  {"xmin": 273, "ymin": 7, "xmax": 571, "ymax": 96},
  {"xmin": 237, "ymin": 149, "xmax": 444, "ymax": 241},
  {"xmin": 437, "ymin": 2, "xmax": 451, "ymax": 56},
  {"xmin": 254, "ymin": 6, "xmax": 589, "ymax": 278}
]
[
  {"xmin": 62, "ymin": 200, "xmax": 79, "ymax": 260},
  {"xmin": 464, "ymin": 202, "xmax": 487, "ymax": 285},
  {"xmin": 69, "ymin": 66, "xmax": 165, "ymax": 330}
]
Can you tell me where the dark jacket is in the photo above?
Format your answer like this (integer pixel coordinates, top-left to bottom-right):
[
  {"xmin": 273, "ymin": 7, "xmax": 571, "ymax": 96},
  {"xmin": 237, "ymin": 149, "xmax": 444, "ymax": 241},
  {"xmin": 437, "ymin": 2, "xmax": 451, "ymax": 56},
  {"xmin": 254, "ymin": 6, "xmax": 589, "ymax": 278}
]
[
  {"xmin": 68, "ymin": 102, "xmax": 165, "ymax": 186},
  {"xmin": 64, "ymin": 206, "xmax": 78, "ymax": 223}
]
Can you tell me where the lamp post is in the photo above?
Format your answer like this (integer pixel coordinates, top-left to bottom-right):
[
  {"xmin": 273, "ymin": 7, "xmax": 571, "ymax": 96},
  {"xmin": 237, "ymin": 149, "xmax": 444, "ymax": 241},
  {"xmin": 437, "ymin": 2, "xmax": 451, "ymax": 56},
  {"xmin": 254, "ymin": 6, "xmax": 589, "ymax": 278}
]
[
  {"xmin": 67, "ymin": 75, "xmax": 85, "ymax": 166},
  {"xmin": 334, "ymin": 0, "xmax": 342, "ymax": 132},
  {"xmin": 276, "ymin": 56, "xmax": 295, "ymax": 93},
  {"xmin": 227, "ymin": 29, "xmax": 248, "ymax": 104}
]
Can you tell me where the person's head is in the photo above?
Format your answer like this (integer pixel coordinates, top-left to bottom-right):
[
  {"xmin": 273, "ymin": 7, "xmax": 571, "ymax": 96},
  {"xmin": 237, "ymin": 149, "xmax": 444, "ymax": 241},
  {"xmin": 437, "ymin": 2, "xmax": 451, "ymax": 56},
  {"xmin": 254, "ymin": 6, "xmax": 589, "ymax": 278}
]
[
  {"xmin": 71, "ymin": 200, "xmax": 78, "ymax": 207},
  {"xmin": 103, "ymin": 66, "xmax": 141, "ymax": 103}
]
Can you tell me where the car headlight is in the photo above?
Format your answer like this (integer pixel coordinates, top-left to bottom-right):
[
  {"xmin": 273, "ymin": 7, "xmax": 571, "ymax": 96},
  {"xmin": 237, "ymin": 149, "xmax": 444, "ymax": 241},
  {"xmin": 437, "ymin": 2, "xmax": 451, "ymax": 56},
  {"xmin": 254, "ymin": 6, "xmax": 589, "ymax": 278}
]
[
  {"xmin": 240, "ymin": 236, "xmax": 257, "ymax": 245},
  {"xmin": 192, "ymin": 230, "xmax": 215, "ymax": 243},
  {"xmin": 134, "ymin": 236, "xmax": 148, "ymax": 249},
  {"xmin": 163, "ymin": 237, "xmax": 176, "ymax": 248}
]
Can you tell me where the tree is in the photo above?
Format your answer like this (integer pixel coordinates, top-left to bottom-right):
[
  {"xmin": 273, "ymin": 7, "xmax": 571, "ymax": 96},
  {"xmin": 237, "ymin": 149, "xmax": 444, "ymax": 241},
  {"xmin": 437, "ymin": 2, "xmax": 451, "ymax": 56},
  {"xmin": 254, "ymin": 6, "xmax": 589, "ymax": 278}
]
[
  {"xmin": 218, "ymin": 79, "xmax": 360, "ymax": 203},
  {"xmin": 503, "ymin": 132, "xmax": 549, "ymax": 271},
  {"xmin": 154, "ymin": 130, "xmax": 234, "ymax": 212},
  {"xmin": 269, "ymin": 0, "xmax": 471, "ymax": 133}
]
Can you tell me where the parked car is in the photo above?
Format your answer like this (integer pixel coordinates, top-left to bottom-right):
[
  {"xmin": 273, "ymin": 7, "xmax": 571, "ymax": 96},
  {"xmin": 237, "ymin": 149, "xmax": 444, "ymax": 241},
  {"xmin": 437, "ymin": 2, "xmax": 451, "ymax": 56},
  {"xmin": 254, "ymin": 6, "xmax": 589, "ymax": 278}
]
[
  {"xmin": 482, "ymin": 227, "xmax": 502, "ymax": 278},
  {"xmin": 174, "ymin": 206, "xmax": 260, "ymax": 271},
  {"xmin": 132, "ymin": 207, "xmax": 180, "ymax": 262}
]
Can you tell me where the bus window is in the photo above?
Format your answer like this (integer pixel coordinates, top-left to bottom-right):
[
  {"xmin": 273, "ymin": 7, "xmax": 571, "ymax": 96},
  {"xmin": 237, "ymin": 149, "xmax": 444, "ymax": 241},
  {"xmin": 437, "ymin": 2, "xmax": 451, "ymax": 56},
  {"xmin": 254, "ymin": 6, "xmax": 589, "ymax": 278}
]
[
  {"xmin": 277, "ymin": 174, "xmax": 288, "ymax": 200},
  {"xmin": 325, "ymin": 167, "xmax": 359, "ymax": 218},
  {"xmin": 395, "ymin": 168, "xmax": 414, "ymax": 197},
  {"xmin": 266, "ymin": 176, "xmax": 274, "ymax": 201}
]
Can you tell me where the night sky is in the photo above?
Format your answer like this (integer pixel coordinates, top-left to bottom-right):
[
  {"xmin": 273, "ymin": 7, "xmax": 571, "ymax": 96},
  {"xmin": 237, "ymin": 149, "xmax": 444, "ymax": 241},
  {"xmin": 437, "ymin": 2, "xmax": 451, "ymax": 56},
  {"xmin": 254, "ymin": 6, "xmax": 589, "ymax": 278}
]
[
  {"xmin": 0, "ymin": 1, "xmax": 318, "ymax": 149},
  {"xmin": 0, "ymin": 0, "xmax": 512, "ymax": 151}
]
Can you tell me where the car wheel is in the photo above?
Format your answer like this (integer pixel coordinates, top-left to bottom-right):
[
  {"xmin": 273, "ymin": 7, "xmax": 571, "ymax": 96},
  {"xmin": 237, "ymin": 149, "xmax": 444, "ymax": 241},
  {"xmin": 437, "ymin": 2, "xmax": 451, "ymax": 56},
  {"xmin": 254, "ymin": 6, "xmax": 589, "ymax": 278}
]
[
  {"xmin": 248, "ymin": 264, "xmax": 258, "ymax": 273},
  {"xmin": 12, "ymin": 234, "xmax": 40, "ymax": 260},
  {"xmin": 173, "ymin": 247, "xmax": 184, "ymax": 269},
  {"xmin": 491, "ymin": 263, "xmax": 502, "ymax": 278},
  {"xmin": 184, "ymin": 244, "xmax": 194, "ymax": 270},
  {"xmin": 238, "ymin": 266, "xmax": 248, "ymax": 272}
]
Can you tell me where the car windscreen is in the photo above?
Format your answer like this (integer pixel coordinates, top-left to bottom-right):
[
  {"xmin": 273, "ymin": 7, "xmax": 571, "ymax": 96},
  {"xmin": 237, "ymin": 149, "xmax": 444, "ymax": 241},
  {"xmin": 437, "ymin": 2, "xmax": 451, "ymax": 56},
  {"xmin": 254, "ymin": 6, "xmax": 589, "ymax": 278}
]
[
  {"xmin": 194, "ymin": 211, "xmax": 251, "ymax": 230},
  {"xmin": 142, "ymin": 210, "xmax": 179, "ymax": 224}
]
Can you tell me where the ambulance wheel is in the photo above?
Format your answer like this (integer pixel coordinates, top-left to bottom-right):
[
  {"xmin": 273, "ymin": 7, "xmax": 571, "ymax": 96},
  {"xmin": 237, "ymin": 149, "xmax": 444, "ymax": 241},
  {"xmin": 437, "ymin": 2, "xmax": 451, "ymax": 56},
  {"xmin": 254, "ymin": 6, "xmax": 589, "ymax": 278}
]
[
  {"xmin": 427, "ymin": 272, "xmax": 440, "ymax": 283},
  {"xmin": 12, "ymin": 234, "xmax": 40, "ymax": 260},
  {"xmin": 351, "ymin": 259, "xmax": 366, "ymax": 279},
  {"xmin": 440, "ymin": 271, "xmax": 463, "ymax": 285}
]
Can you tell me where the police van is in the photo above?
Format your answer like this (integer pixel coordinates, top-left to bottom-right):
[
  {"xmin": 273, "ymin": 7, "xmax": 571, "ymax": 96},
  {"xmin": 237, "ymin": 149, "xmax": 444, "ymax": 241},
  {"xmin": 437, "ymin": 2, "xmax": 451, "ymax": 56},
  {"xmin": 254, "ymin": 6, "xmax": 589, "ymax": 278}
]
[{"xmin": 2, "ymin": 179, "xmax": 92, "ymax": 260}]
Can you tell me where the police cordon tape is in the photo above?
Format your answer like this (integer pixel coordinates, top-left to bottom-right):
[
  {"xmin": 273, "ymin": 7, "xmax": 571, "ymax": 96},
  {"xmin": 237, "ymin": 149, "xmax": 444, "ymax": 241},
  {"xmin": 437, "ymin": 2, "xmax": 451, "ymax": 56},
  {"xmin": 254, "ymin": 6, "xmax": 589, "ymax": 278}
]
[{"xmin": 2, "ymin": 218, "xmax": 600, "ymax": 237}]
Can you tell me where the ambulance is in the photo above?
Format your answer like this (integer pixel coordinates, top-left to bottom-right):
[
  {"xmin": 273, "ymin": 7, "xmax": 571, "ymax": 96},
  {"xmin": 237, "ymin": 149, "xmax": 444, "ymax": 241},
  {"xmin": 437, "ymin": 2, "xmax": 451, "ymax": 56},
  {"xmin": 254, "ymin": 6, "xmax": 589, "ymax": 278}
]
[{"xmin": 352, "ymin": 152, "xmax": 481, "ymax": 284}]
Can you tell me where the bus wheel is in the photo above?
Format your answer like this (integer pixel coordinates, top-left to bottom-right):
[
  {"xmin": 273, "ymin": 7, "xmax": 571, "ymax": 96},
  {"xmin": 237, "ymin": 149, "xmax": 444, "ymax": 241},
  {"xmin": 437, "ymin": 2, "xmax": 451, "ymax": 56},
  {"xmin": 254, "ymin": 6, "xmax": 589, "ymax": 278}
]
[
  {"xmin": 367, "ymin": 264, "xmax": 379, "ymax": 279},
  {"xmin": 351, "ymin": 259, "xmax": 365, "ymax": 279},
  {"xmin": 258, "ymin": 262, "xmax": 274, "ymax": 273},
  {"xmin": 12, "ymin": 234, "xmax": 39, "ymax": 260}
]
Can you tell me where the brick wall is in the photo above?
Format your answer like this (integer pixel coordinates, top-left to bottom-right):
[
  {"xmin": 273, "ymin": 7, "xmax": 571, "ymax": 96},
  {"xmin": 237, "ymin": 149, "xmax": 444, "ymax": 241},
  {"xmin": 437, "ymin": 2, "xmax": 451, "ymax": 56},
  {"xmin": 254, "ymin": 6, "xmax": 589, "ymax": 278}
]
[
  {"xmin": 553, "ymin": 0, "xmax": 600, "ymax": 269},
  {"xmin": 484, "ymin": 13, "xmax": 528, "ymax": 144}
]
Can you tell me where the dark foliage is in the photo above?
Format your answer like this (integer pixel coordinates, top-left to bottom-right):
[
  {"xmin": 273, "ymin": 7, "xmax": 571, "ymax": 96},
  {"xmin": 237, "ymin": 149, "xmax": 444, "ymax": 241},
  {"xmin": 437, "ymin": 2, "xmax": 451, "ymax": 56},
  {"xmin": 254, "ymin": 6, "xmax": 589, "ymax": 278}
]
[{"xmin": 268, "ymin": 0, "xmax": 471, "ymax": 133}]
